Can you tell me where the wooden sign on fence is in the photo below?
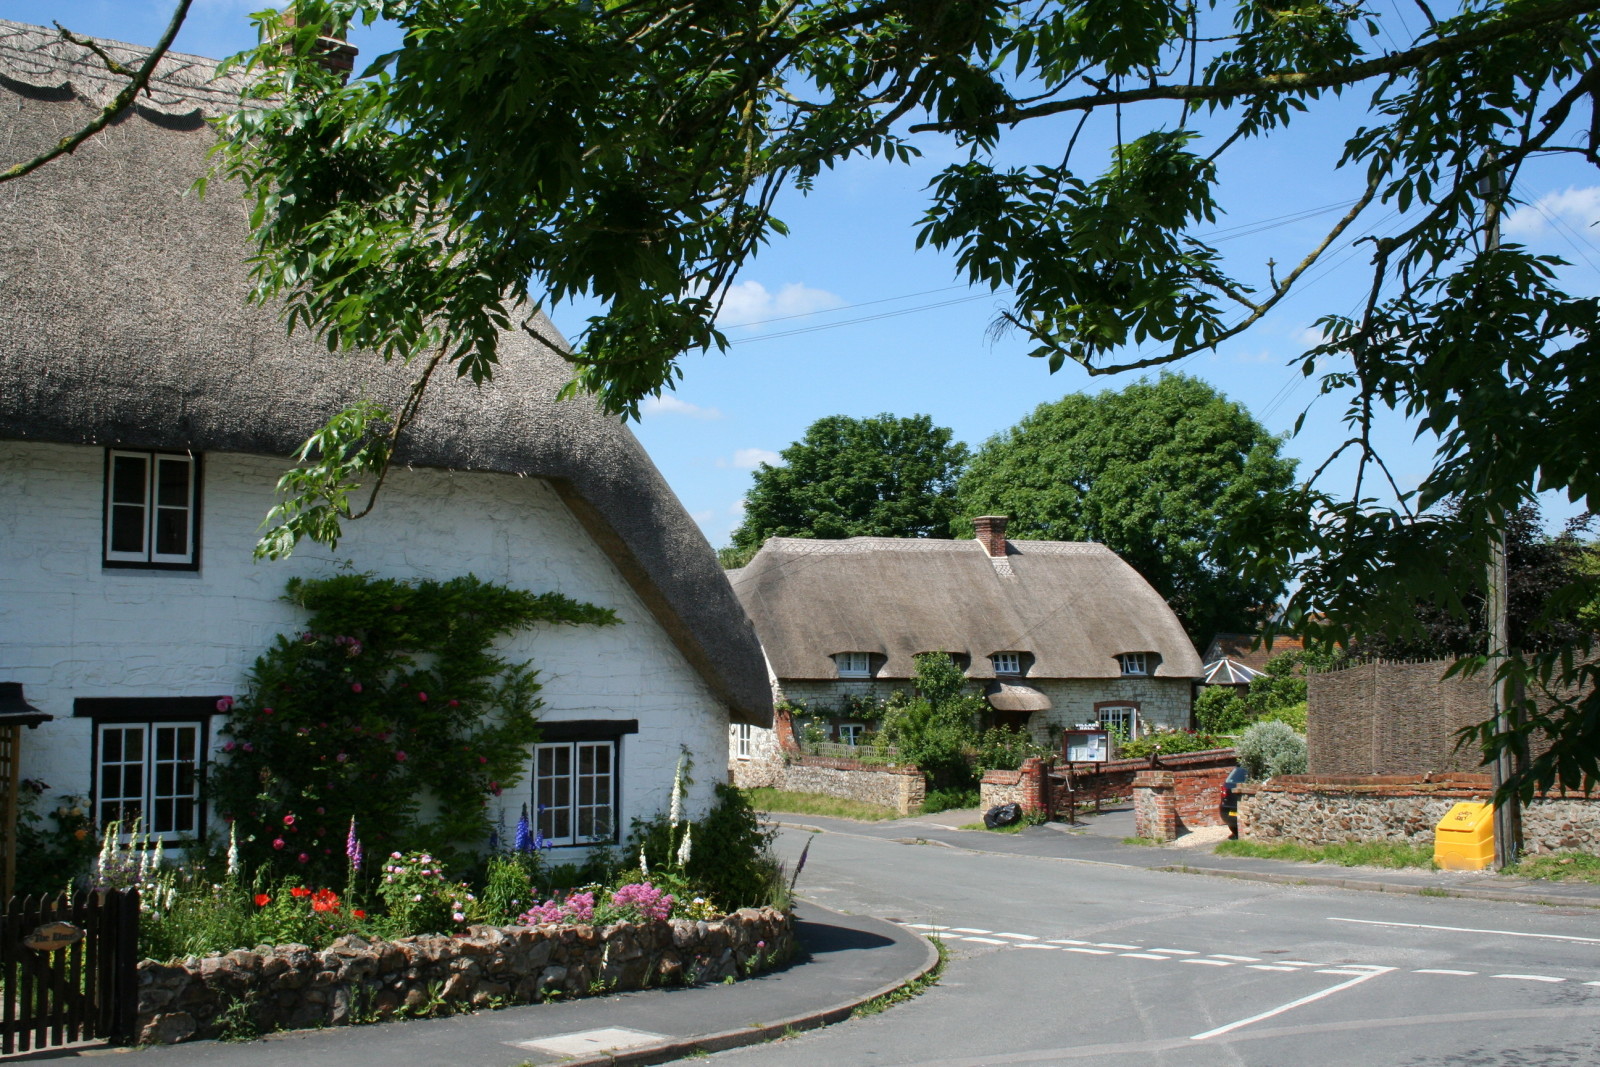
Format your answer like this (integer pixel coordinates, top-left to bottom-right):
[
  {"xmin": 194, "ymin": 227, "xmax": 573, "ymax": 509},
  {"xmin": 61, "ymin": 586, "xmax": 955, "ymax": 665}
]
[{"xmin": 23, "ymin": 920, "xmax": 85, "ymax": 952}]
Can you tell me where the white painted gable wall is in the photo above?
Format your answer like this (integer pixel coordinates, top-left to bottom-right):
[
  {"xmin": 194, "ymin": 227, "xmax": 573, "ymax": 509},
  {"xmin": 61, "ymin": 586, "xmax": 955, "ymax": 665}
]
[{"xmin": 1, "ymin": 440, "xmax": 727, "ymax": 849}]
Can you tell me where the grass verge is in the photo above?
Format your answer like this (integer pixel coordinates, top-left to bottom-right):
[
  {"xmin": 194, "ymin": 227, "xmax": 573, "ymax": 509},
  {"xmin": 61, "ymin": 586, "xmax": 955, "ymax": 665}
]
[
  {"xmin": 959, "ymin": 821, "xmax": 1027, "ymax": 834},
  {"xmin": 1215, "ymin": 839, "xmax": 1437, "ymax": 869},
  {"xmin": 1512, "ymin": 852, "xmax": 1600, "ymax": 884},
  {"xmin": 741, "ymin": 787, "xmax": 901, "ymax": 822},
  {"xmin": 852, "ymin": 937, "xmax": 946, "ymax": 1018},
  {"xmin": 1121, "ymin": 836, "xmax": 1167, "ymax": 847}
]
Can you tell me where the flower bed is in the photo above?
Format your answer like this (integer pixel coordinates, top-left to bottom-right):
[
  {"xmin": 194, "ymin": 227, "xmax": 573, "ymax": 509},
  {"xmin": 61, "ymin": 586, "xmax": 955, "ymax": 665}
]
[{"xmin": 136, "ymin": 907, "xmax": 793, "ymax": 1045}]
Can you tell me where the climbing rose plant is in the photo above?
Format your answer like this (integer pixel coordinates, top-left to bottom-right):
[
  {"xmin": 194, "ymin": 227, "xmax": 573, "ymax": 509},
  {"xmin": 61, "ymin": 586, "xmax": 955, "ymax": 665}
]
[{"xmin": 209, "ymin": 573, "xmax": 617, "ymax": 884}]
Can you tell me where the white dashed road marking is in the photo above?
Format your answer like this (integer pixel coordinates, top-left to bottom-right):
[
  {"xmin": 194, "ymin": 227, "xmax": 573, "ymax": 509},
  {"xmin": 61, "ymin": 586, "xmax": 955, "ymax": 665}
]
[{"xmin": 894, "ymin": 921, "xmax": 1599, "ymax": 990}]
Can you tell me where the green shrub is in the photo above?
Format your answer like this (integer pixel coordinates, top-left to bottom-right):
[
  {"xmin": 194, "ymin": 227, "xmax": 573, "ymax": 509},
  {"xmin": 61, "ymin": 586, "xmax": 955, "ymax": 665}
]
[
  {"xmin": 630, "ymin": 783, "xmax": 781, "ymax": 911},
  {"xmin": 1116, "ymin": 729, "xmax": 1232, "ymax": 760},
  {"xmin": 1259, "ymin": 701, "xmax": 1308, "ymax": 732},
  {"xmin": 1194, "ymin": 686, "xmax": 1250, "ymax": 733},
  {"xmin": 1236, "ymin": 720, "xmax": 1308, "ymax": 780},
  {"xmin": 972, "ymin": 727, "xmax": 1053, "ymax": 770},
  {"xmin": 13, "ymin": 781, "xmax": 97, "ymax": 897},
  {"xmin": 921, "ymin": 788, "xmax": 980, "ymax": 813}
]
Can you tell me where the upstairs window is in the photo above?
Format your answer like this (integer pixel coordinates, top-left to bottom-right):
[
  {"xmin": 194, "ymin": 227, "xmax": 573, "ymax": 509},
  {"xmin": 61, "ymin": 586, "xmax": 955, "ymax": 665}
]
[
  {"xmin": 735, "ymin": 722, "xmax": 753, "ymax": 760},
  {"xmin": 104, "ymin": 450, "xmax": 199, "ymax": 568},
  {"xmin": 990, "ymin": 652, "xmax": 1022, "ymax": 675},
  {"xmin": 835, "ymin": 652, "xmax": 872, "ymax": 678},
  {"xmin": 1118, "ymin": 653, "xmax": 1150, "ymax": 677}
]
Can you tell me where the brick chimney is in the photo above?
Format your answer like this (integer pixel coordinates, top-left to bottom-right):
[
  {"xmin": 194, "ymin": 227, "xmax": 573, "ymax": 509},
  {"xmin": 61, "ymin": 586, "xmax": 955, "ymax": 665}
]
[
  {"xmin": 973, "ymin": 515, "xmax": 1009, "ymax": 558},
  {"xmin": 280, "ymin": 9, "xmax": 358, "ymax": 78}
]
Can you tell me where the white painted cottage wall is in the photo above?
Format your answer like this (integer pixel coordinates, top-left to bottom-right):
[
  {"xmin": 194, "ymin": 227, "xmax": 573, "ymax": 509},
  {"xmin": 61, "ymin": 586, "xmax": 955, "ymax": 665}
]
[{"xmin": 0, "ymin": 440, "xmax": 726, "ymax": 851}]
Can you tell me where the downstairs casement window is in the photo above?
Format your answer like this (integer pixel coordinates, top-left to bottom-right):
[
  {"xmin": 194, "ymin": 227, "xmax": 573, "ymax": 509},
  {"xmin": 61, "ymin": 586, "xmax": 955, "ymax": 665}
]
[
  {"xmin": 103, "ymin": 449, "xmax": 200, "ymax": 568},
  {"xmin": 532, "ymin": 720, "xmax": 638, "ymax": 847},
  {"xmin": 76, "ymin": 697, "xmax": 218, "ymax": 841}
]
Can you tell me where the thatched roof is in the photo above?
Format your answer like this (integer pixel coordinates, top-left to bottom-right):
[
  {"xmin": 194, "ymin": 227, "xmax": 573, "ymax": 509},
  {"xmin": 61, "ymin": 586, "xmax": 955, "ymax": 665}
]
[
  {"xmin": 0, "ymin": 19, "xmax": 769, "ymax": 725},
  {"xmin": 732, "ymin": 537, "xmax": 1204, "ymax": 681}
]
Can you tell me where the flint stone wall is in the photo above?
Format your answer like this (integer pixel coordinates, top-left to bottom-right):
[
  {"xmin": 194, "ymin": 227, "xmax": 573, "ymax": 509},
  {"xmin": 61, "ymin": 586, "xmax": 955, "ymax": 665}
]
[
  {"xmin": 728, "ymin": 756, "xmax": 926, "ymax": 815},
  {"xmin": 1239, "ymin": 774, "xmax": 1600, "ymax": 853},
  {"xmin": 135, "ymin": 907, "xmax": 792, "ymax": 1045}
]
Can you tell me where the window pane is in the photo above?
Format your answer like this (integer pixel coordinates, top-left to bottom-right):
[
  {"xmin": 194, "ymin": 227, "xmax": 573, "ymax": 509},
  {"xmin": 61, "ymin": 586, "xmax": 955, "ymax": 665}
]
[
  {"xmin": 154, "ymin": 507, "xmax": 189, "ymax": 557},
  {"xmin": 110, "ymin": 504, "xmax": 146, "ymax": 554},
  {"xmin": 111, "ymin": 455, "xmax": 147, "ymax": 504},
  {"xmin": 156, "ymin": 458, "xmax": 191, "ymax": 507}
]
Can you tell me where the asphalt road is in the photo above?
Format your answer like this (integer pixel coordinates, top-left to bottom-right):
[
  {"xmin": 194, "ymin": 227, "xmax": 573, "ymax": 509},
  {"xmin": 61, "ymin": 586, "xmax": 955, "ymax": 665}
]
[{"xmin": 707, "ymin": 822, "xmax": 1600, "ymax": 1066}]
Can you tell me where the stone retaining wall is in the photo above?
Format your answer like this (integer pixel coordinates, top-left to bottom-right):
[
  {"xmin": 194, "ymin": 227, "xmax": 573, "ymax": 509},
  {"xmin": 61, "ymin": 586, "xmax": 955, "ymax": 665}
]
[
  {"xmin": 729, "ymin": 755, "xmax": 925, "ymax": 815},
  {"xmin": 1238, "ymin": 774, "xmax": 1600, "ymax": 854},
  {"xmin": 135, "ymin": 907, "xmax": 792, "ymax": 1045}
]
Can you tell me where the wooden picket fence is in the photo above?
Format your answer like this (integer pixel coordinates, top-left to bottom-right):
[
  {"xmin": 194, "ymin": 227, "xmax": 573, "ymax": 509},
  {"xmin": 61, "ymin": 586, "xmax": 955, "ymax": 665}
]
[{"xmin": 0, "ymin": 889, "xmax": 138, "ymax": 1055}]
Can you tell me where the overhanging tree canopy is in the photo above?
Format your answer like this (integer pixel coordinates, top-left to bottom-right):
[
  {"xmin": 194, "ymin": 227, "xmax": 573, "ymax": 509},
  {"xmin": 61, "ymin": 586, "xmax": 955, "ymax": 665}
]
[{"xmin": 210, "ymin": 0, "xmax": 1600, "ymax": 796}]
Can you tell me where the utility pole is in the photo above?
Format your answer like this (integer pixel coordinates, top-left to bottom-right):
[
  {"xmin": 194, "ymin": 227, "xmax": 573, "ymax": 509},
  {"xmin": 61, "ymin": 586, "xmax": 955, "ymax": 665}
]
[{"xmin": 1481, "ymin": 156, "xmax": 1521, "ymax": 869}]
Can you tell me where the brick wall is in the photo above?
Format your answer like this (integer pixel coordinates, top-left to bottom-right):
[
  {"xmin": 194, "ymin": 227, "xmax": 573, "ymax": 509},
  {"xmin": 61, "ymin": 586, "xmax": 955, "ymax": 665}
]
[
  {"xmin": 1132, "ymin": 766, "xmax": 1233, "ymax": 841},
  {"xmin": 1238, "ymin": 773, "xmax": 1600, "ymax": 854},
  {"xmin": 980, "ymin": 749, "xmax": 1236, "ymax": 817}
]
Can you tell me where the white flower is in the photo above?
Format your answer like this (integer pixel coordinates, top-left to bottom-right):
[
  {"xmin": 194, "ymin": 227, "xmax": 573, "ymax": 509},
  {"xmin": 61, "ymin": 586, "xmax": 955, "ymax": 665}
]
[
  {"xmin": 227, "ymin": 824, "xmax": 240, "ymax": 878},
  {"xmin": 639, "ymin": 846, "xmax": 649, "ymax": 877},
  {"xmin": 676, "ymin": 824, "xmax": 693, "ymax": 867},
  {"xmin": 669, "ymin": 754, "xmax": 685, "ymax": 828}
]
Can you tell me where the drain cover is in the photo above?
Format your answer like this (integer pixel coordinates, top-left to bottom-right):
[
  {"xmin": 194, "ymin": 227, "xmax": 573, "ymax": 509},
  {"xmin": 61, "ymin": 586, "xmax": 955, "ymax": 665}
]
[{"xmin": 511, "ymin": 1027, "xmax": 668, "ymax": 1056}]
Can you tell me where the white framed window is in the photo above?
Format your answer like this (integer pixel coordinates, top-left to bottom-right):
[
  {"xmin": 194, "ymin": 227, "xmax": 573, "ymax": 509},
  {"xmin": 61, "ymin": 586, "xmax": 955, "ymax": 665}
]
[
  {"xmin": 77, "ymin": 697, "xmax": 216, "ymax": 841},
  {"xmin": 535, "ymin": 740, "xmax": 617, "ymax": 846},
  {"xmin": 736, "ymin": 722, "xmax": 753, "ymax": 760},
  {"xmin": 1097, "ymin": 703, "xmax": 1139, "ymax": 739},
  {"xmin": 834, "ymin": 652, "xmax": 872, "ymax": 678},
  {"xmin": 837, "ymin": 723, "xmax": 865, "ymax": 746},
  {"xmin": 104, "ymin": 450, "xmax": 199, "ymax": 568},
  {"xmin": 1118, "ymin": 652, "xmax": 1150, "ymax": 676},
  {"xmin": 990, "ymin": 652, "xmax": 1022, "ymax": 675}
]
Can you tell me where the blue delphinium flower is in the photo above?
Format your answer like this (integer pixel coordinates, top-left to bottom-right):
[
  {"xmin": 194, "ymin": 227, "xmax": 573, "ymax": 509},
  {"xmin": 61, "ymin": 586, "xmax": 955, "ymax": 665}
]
[{"xmin": 515, "ymin": 804, "xmax": 533, "ymax": 853}]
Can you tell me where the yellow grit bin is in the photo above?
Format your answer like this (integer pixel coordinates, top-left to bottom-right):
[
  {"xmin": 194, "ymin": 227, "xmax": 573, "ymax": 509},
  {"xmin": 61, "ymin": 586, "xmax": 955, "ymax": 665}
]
[{"xmin": 1434, "ymin": 802, "xmax": 1495, "ymax": 871}]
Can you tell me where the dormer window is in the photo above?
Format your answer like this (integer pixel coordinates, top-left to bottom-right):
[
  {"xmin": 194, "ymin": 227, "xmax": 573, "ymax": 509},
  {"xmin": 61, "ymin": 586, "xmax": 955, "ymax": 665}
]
[
  {"xmin": 1118, "ymin": 653, "xmax": 1150, "ymax": 676},
  {"xmin": 990, "ymin": 652, "xmax": 1022, "ymax": 675},
  {"xmin": 835, "ymin": 652, "xmax": 872, "ymax": 678}
]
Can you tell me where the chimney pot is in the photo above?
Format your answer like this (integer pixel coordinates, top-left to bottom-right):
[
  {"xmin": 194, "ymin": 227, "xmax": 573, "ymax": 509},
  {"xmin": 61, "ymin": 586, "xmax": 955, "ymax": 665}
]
[{"xmin": 973, "ymin": 515, "xmax": 1009, "ymax": 558}]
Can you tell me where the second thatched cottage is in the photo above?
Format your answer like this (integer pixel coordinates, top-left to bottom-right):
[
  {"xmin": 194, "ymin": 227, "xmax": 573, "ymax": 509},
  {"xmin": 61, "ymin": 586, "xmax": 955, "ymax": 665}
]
[{"xmin": 727, "ymin": 516, "xmax": 1203, "ymax": 764}]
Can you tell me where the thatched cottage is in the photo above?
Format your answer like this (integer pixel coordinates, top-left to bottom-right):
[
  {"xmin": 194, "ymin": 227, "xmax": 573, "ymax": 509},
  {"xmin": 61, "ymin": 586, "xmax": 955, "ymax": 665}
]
[
  {"xmin": 727, "ymin": 516, "xmax": 1203, "ymax": 758},
  {"xmin": 0, "ymin": 19, "xmax": 767, "ymax": 857}
]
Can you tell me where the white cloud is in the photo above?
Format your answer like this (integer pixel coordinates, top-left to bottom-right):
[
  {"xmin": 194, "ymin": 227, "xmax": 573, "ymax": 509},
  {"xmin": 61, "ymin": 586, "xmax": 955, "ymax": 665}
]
[
  {"xmin": 716, "ymin": 281, "xmax": 843, "ymax": 329},
  {"xmin": 716, "ymin": 448, "xmax": 783, "ymax": 469},
  {"xmin": 1504, "ymin": 186, "xmax": 1600, "ymax": 240},
  {"xmin": 729, "ymin": 498, "xmax": 747, "ymax": 515},
  {"xmin": 1295, "ymin": 325, "xmax": 1330, "ymax": 348},
  {"xmin": 639, "ymin": 395, "xmax": 722, "ymax": 420},
  {"xmin": 690, "ymin": 509, "xmax": 716, "ymax": 525}
]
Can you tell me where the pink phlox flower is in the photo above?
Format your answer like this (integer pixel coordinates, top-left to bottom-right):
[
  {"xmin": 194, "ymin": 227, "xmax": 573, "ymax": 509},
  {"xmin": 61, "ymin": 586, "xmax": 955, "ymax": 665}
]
[{"xmin": 609, "ymin": 882, "xmax": 674, "ymax": 921}]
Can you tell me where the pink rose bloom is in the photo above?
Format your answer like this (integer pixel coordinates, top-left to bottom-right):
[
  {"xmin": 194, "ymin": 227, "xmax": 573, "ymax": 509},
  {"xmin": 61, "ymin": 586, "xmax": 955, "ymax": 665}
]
[
  {"xmin": 336, "ymin": 752, "xmax": 348, "ymax": 763},
  {"xmin": 395, "ymin": 750, "xmax": 408, "ymax": 762},
  {"xmin": 272, "ymin": 838, "xmax": 285, "ymax": 850},
  {"xmin": 477, "ymin": 755, "xmax": 487, "ymax": 764},
  {"xmin": 418, "ymin": 692, "xmax": 428, "ymax": 702},
  {"xmin": 262, "ymin": 707, "xmax": 274, "ymax": 716},
  {"xmin": 283, "ymin": 814, "xmax": 296, "ymax": 826},
  {"xmin": 351, "ymin": 683, "xmax": 362, "ymax": 694},
  {"xmin": 223, "ymin": 741, "xmax": 235, "ymax": 752},
  {"xmin": 216, "ymin": 696, "xmax": 234, "ymax": 713},
  {"xmin": 298, "ymin": 853, "xmax": 309, "ymax": 863}
]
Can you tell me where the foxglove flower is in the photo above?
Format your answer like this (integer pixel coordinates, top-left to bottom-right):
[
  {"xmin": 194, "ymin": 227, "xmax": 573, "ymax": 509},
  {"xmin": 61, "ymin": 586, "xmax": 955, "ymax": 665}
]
[
  {"xmin": 346, "ymin": 817, "xmax": 363, "ymax": 871},
  {"xmin": 676, "ymin": 824, "xmax": 693, "ymax": 868}
]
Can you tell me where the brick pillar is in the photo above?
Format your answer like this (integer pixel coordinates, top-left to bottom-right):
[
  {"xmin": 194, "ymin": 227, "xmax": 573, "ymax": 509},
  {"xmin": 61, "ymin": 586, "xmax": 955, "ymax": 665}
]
[
  {"xmin": 1134, "ymin": 770, "xmax": 1178, "ymax": 841},
  {"xmin": 774, "ymin": 705, "xmax": 800, "ymax": 754},
  {"xmin": 1019, "ymin": 757, "xmax": 1046, "ymax": 814}
]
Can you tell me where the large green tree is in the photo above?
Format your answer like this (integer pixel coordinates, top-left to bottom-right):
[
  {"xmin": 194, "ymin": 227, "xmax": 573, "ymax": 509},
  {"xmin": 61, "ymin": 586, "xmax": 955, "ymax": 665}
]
[
  {"xmin": 729, "ymin": 413, "xmax": 968, "ymax": 559},
  {"xmin": 957, "ymin": 374, "xmax": 1296, "ymax": 644},
  {"xmin": 208, "ymin": 0, "xmax": 1600, "ymax": 797}
]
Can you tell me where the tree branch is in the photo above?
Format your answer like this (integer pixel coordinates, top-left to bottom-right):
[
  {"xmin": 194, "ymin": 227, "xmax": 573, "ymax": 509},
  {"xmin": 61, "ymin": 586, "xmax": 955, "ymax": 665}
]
[
  {"xmin": 909, "ymin": 0, "xmax": 1600, "ymax": 133},
  {"xmin": 0, "ymin": 0, "xmax": 195, "ymax": 184}
]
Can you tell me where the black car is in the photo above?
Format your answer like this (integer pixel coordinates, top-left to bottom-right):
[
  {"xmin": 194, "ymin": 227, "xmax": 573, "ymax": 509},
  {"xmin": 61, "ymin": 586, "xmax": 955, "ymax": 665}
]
[{"xmin": 1220, "ymin": 765, "xmax": 1248, "ymax": 837}]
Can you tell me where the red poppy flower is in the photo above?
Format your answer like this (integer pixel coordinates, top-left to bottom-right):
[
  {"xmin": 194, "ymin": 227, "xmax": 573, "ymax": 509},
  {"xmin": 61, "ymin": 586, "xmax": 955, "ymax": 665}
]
[
  {"xmin": 352, "ymin": 909, "xmax": 367, "ymax": 920},
  {"xmin": 254, "ymin": 893, "xmax": 271, "ymax": 907},
  {"xmin": 290, "ymin": 886, "xmax": 311, "ymax": 898},
  {"xmin": 311, "ymin": 888, "xmax": 340, "ymax": 913}
]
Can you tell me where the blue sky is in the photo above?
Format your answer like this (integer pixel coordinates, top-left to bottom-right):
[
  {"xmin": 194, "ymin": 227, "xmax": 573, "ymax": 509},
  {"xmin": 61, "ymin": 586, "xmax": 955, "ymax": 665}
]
[{"xmin": 11, "ymin": 1, "xmax": 1598, "ymax": 548}]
